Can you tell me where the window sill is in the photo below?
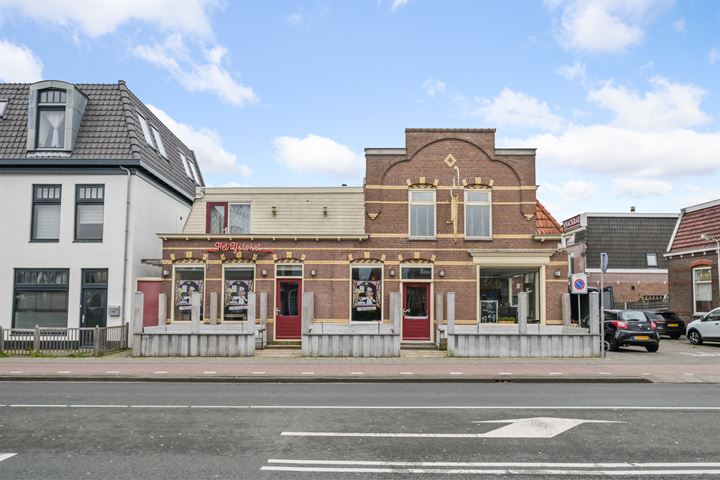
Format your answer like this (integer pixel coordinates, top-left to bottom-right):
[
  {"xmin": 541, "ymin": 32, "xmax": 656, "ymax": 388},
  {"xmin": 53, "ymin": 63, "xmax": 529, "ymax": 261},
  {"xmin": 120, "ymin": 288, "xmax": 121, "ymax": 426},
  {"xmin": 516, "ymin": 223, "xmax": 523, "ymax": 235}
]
[
  {"xmin": 30, "ymin": 239, "xmax": 60, "ymax": 243},
  {"xmin": 73, "ymin": 239, "xmax": 104, "ymax": 243},
  {"xmin": 465, "ymin": 236, "xmax": 493, "ymax": 241},
  {"xmin": 408, "ymin": 237, "xmax": 437, "ymax": 241}
]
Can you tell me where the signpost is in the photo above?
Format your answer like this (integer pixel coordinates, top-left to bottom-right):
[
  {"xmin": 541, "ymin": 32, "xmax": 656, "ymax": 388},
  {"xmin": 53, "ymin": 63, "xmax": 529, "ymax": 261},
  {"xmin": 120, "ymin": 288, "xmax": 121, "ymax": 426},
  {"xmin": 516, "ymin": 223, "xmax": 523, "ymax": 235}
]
[
  {"xmin": 570, "ymin": 273, "xmax": 587, "ymax": 326},
  {"xmin": 600, "ymin": 253, "xmax": 609, "ymax": 359}
]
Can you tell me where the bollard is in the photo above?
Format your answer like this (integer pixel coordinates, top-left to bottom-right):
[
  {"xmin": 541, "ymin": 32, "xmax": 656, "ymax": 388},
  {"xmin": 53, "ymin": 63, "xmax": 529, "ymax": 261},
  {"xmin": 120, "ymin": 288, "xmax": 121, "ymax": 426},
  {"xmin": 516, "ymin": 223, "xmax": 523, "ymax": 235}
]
[
  {"xmin": 247, "ymin": 292, "xmax": 257, "ymax": 334},
  {"xmin": 446, "ymin": 292, "xmax": 456, "ymax": 335},
  {"xmin": 93, "ymin": 325, "xmax": 101, "ymax": 356},
  {"xmin": 191, "ymin": 291, "xmax": 201, "ymax": 334},
  {"xmin": 259, "ymin": 292, "xmax": 268, "ymax": 348},
  {"xmin": 561, "ymin": 293, "xmax": 571, "ymax": 326},
  {"xmin": 133, "ymin": 292, "xmax": 144, "ymax": 334},
  {"xmin": 158, "ymin": 293, "xmax": 167, "ymax": 326},
  {"xmin": 518, "ymin": 292, "xmax": 528, "ymax": 334},
  {"xmin": 302, "ymin": 292, "xmax": 314, "ymax": 334},
  {"xmin": 209, "ymin": 292, "xmax": 218, "ymax": 325},
  {"xmin": 435, "ymin": 293, "xmax": 444, "ymax": 339},
  {"xmin": 589, "ymin": 291, "xmax": 600, "ymax": 335},
  {"xmin": 390, "ymin": 292, "xmax": 401, "ymax": 333},
  {"xmin": 0, "ymin": 326, "xmax": 4, "ymax": 354},
  {"xmin": 33, "ymin": 325, "xmax": 40, "ymax": 352}
]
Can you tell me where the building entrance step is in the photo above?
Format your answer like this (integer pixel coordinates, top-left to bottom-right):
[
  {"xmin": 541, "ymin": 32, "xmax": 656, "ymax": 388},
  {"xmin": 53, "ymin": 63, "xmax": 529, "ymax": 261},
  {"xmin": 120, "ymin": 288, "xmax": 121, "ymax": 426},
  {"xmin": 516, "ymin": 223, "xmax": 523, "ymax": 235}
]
[
  {"xmin": 400, "ymin": 342, "xmax": 439, "ymax": 351},
  {"xmin": 266, "ymin": 341, "xmax": 301, "ymax": 349}
]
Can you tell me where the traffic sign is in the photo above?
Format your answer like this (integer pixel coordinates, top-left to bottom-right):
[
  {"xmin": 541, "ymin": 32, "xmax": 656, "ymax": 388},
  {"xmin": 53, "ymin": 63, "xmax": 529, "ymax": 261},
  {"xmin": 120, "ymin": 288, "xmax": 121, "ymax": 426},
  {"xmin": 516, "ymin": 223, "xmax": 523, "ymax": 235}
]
[
  {"xmin": 600, "ymin": 252, "xmax": 609, "ymax": 273},
  {"xmin": 571, "ymin": 273, "xmax": 588, "ymax": 294}
]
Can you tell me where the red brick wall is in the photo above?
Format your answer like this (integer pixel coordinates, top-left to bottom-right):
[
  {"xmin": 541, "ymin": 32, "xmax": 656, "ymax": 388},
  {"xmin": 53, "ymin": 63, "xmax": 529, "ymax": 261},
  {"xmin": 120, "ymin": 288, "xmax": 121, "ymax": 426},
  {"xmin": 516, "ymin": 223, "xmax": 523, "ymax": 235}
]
[{"xmin": 668, "ymin": 253, "xmax": 719, "ymax": 321}]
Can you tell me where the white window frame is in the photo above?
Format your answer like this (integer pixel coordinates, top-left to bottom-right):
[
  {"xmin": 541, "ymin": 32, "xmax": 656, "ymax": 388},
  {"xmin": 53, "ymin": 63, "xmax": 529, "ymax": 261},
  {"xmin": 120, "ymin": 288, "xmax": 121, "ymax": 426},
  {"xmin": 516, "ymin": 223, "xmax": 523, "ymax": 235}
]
[
  {"xmin": 646, "ymin": 253, "xmax": 658, "ymax": 268},
  {"xmin": 228, "ymin": 202, "xmax": 251, "ymax": 235},
  {"xmin": 408, "ymin": 189, "xmax": 436, "ymax": 240},
  {"xmin": 464, "ymin": 188, "xmax": 492, "ymax": 240},
  {"xmin": 190, "ymin": 157, "xmax": 202, "ymax": 185},
  {"xmin": 137, "ymin": 113, "xmax": 154, "ymax": 147},
  {"xmin": 151, "ymin": 126, "xmax": 167, "ymax": 158},
  {"xmin": 221, "ymin": 263, "xmax": 256, "ymax": 322},
  {"xmin": 170, "ymin": 264, "xmax": 206, "ymax": 322},
  {"xmin": 349, "ymin": 263, "xmax": 384, "ymax": 323},
  {"xmin": 693, "ymin": 266, "xmax": 713, "ymax": 315},
  {"xmin": 179, "ymin": 151, "xmax": 193, "ymax": 179}
]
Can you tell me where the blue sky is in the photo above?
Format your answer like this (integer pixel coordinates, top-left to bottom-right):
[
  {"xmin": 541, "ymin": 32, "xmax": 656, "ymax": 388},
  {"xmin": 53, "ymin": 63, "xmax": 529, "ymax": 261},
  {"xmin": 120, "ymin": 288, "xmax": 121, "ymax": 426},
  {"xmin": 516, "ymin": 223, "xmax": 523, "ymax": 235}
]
[{"xmin": 1, "ymin": 0, "xmax": 718, "ymax": 221}]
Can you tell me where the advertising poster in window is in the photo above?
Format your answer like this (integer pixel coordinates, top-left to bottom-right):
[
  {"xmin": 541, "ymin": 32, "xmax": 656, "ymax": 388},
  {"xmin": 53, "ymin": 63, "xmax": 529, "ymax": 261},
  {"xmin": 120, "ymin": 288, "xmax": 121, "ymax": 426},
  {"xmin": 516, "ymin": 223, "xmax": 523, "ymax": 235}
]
[
  {"xmin": 352, "ymin": 280, "xmax": 381, "ymax": 321},
  {"xmin": 225, "ymin": 280, "xmax": 253, "ymax": 313},
  {"xmin": 176, "ymin": 280, "xmax": 203, "ymax": 311}
]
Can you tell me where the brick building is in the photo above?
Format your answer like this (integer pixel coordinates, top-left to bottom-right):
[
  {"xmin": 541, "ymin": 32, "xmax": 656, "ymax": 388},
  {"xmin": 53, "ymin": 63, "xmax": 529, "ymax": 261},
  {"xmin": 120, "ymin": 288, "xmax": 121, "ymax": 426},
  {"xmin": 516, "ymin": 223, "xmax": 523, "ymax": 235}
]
[
  {"xmin": 562, "ymin": 212, "xmax": 678, "ymax": 306},
  {"xmin": 155, "ymin": 129, "xmax": 566, "ymax": 342},
  {"xmin": 666, "ymin": 199, "xmax": 720, "ymax": 320}
]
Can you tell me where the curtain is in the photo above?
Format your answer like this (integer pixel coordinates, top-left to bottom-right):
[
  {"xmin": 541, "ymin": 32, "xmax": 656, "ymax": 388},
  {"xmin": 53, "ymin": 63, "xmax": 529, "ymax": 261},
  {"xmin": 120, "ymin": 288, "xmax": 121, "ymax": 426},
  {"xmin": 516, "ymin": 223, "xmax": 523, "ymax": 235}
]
[{"xmin": 45, "ymin": 111, "xmax": 65, "ymax": 147}]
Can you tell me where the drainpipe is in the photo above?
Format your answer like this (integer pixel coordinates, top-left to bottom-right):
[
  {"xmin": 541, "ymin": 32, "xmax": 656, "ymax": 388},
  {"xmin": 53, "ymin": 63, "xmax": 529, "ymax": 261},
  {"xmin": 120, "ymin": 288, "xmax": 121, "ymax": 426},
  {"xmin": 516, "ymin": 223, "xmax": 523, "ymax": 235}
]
[{"xmin": 119, "ymin": 167, "xmax": 132, "ymax": 327}]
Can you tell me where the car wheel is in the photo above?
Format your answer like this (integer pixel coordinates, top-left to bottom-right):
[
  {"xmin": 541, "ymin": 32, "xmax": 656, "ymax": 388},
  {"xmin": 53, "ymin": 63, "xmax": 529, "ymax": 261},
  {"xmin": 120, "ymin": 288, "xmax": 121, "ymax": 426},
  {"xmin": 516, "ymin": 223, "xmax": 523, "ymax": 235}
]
[
  {"xmin": 646, "ymin": 344, "xmax": 659, "ymax": 353},
  {"xmin": 669, "ymin": 333, "xmax": 681, "ymax": 340},
  {"xmin": 609, "ymin": 338, "xmax": 620, "ymax": 352},
  {"xmin": 688, "ymin": 329, "xmax": 703, "ymax": 345}
]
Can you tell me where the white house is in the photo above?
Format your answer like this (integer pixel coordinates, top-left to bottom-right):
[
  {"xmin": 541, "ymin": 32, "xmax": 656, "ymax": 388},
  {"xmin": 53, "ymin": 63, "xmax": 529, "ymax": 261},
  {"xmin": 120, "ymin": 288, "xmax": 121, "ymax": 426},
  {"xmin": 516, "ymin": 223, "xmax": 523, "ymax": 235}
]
[{"xmin": 0, "ymin": 80, "xmax": 204, "ymax": 330}]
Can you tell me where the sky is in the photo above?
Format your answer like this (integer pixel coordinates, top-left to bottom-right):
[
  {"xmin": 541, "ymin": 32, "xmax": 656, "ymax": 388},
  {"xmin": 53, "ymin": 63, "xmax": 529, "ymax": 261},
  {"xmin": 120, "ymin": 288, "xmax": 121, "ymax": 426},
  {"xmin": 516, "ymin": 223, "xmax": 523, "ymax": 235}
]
[{"xmin": 1, "ymin": 0, "xmax": 718, "ymax": 222}]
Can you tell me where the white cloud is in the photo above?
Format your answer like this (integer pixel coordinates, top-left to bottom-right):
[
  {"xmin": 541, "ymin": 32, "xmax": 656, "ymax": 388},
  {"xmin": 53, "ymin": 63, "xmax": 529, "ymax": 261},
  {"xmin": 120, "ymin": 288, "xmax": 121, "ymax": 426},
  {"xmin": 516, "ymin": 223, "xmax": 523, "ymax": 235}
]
[
  {"xmin": 506, "ymin": 125, "xmax": 720, "ymax": 178},
  {"xmin": 134, "ymin": 34, "xmax": 257, "ymax": 107},
  {"xmin": 0, "ymin": 40, "xmax": 43, "ymax": 82},
  {"xmin": 285, "ymin": 12, "xmax": 306, "ymax": 26},
  {"xmin": 422, "ymin": 78, "xmax": 446, "ymax": 97},
  {"xmin": 672, "ymin": 18, "xmax": 686, "ymax": 32},
  {"xmin": 555, "ymin": 61, "xmax": 586, "ymax": 82},
  {"xmin": 391, "ymin": 0, "xmax": 409, "ymax": 12},
  {"xmin": 3, "ymin": 0, "xmax": 216, "ymax": 38},
  {"xmin": 542, "ymin": 179, "xmax": 598, "ymax": 201},
  {"xmin": 466, "ymin": 88, "xmax": 566, "ymax": 132},
  {"xmin": 612, "ymin": 178, "xmax": 672, "ymax": 197},
  {"xmin": 588, "ymin": 76, "xmax": 711, "ymax": 130},
  {"xmin": 548, "ymin": 0, "xmax": 668, "ymax": 53},
  {"xmin": 273, "ymin": 134, "xmax": 361, "ymax": 177},
  {"xmin": 148, "ymin": 105, "xmax": 251, "ymax": 178},
  {"xmin": 680, "ymin": 185, "xmax": 720, "ymax": 208},
  {"xmin": 708, "ymin": 48, "xmax": 720, "ymax": 65}
]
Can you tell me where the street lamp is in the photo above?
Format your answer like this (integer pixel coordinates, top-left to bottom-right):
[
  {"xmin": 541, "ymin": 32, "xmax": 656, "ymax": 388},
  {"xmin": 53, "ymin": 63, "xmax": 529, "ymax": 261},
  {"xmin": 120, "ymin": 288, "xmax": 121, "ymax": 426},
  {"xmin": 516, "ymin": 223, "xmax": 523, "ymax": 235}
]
[{"xmin": 700, "ymin": 234, "xmax": 720, "ymax": 306}]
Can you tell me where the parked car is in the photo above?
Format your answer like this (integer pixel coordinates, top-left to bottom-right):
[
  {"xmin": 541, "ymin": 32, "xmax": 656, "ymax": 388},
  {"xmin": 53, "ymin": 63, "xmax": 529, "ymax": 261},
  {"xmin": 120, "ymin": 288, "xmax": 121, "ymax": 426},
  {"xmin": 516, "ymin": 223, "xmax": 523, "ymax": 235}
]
[
  {"xmin": 643, "ymin": 311, "xmax": 685, "ymax": 339},
  {"xmin": 687, "ymin": 307, "xmax": 720, "ymax": 345},
  {"xmin": 603, "ymin": 309, "xmax": 660, "ymax": 352}
]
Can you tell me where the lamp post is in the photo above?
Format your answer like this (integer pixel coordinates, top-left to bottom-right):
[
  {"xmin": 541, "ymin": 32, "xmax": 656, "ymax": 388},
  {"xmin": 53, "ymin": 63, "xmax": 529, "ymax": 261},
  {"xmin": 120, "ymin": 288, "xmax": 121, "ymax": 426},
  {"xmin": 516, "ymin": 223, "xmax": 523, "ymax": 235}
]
[{"xmin": 700, "ymin": 234, "xmax": 720, "ymax": 307}]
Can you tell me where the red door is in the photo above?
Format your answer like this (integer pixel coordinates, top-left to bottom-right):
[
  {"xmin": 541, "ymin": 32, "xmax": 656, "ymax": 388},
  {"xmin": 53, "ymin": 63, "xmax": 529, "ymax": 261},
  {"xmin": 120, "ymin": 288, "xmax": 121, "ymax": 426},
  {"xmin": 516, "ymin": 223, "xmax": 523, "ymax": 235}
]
[
  {"xmin": 402, "ymin": 283, "xmax": 431, "ymax": 341},
  {"xmin": 276, "ymin": 279, "xmax": 302, "ymax": 340},
  {"xmin": 137, "ymin": 279, "xmax": 163, "ymax": 327}
]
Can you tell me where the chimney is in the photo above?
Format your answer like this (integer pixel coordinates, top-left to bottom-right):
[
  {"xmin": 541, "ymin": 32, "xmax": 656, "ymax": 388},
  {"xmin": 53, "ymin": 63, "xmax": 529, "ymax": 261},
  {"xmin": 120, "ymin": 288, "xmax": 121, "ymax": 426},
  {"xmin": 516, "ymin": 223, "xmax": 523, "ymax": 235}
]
[{"xmin": 630, "ymin": 206, "xmax": 636, "ymax": 213}]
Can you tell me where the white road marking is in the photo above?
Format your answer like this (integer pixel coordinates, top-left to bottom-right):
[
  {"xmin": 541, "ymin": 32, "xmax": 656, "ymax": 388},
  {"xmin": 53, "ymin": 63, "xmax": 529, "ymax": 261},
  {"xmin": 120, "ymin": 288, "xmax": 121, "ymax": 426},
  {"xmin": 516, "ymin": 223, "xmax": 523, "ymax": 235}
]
[
  {"xmin": 685, "ymin": 373, "xmax": 695, "ymax": 376},
  {"xmin": 301, "ymin": 372, "xmax": 314, "ymax": 375},
  {"xmin": 2, "ymin": 404, "xmax": 719, "ymax": 410},
  {"xmin": 399, "ymin": 372, "xmax": 413, "ymax": 375},
  {"xmin": 0, "ymin": 453, "xmax": 17, "ymax": 463},
  {"xmin": 350, "ymin": 372, "xmax": 364, "ymax": 375},
  {"xmin": 449, "ymin": 372, "xmax": 463, "ymax": 375},
  {"xmin": 548, "ymin": 372, "xmax": 563, "ymax": 375},
  {"xmin": 56, "ymin": 371, "xmax": 71, "ymax": 374},
  {"xmin": 153, "ymin": 371, "xmax": 168, "ymax": 374},
  {"xmin": 105, "ymin": 371, "xmax": 120, "ymax": 374},
  {"xmin": 251, "ymin": 371, "xmax": 266, "ymax": 375},
  {"xmin": 9, "ymin": 371, "xmax": 23, "ymax": 374},
  {"xmin": 203, "ymin": 371, "xmax": 217, "ymax": 375},
  {"xmin": 498, "ymin": 372, "xmax": 513, "ymax": 375},
  {"xmin": 260, "ymin": 466, "xmax": 720, "ymax": 475},
  {"xmin": 598, "ymin": 372, "xmax": 611, "ymax": 375},
  {"xmin": 69, "ymin": 405, "xmax": 128, "ymax": 408},
  {"xmin": 681, "ymin": 352, "xmax": 720, "ymax": 357},
  {"xmin": 283, "ymin": 417, "xmax": 621, "ymax": 439},
  {"xmin": 267, "ymin": 460, "xmax": 720, "ymax": 468}
]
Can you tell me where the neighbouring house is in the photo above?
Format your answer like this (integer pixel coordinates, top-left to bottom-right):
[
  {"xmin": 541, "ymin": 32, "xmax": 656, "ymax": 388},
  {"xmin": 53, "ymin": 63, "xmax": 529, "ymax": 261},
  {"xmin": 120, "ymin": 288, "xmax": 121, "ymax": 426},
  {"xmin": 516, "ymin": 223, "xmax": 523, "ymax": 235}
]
[
  {"xmin": 666, "ymin": 199, "xmax": 720, "ymax": 320},
  {"xmin": 0, "ymin": 80, "xmax": 204, "ymax": 332},
  {"xmin": 156, "ymin": 128, "xmax": 567, "ymax": 344},
  {"xmin": 562, "ymin": 211, "xmax": 679, "ymax": 306}
]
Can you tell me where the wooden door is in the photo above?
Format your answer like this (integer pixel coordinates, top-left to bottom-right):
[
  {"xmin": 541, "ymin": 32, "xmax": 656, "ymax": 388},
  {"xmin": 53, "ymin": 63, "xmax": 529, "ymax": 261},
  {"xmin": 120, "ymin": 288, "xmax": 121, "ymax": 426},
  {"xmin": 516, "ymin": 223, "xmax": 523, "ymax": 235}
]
[
  {"xmin": 275, "ymin": 279, "xmax": 302, "ymax": 340},
  {"xmin": 402, "ymin": 283, "xmax": 431, "ymax": 341},
  {"xmin": 137, "ymin": 279, "xmax": 163, "ymax": 327}
]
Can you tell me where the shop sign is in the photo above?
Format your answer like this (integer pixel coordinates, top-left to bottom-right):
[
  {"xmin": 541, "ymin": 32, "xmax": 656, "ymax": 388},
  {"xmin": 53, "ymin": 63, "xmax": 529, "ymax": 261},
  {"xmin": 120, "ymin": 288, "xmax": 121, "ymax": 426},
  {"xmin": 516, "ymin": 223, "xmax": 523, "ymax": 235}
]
[
  {"xmin": 208, "ymin": 242, "xmax": 271, "ymax": 254},
  {"xmin": 562, "ymin": 214, "xmax": 581, "ymax": 232}
]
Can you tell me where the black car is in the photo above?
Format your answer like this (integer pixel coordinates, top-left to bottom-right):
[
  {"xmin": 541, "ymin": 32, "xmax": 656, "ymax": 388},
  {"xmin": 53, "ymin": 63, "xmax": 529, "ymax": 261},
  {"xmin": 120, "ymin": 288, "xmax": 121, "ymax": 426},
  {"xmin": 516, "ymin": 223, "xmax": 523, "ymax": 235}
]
[
  {"xmin": 604, "ymin": 309, "xmax": 660, "ymax": 352},
  {"xmin": 650, "ymin": 311, "xmax": 686, "ymax": 339}
]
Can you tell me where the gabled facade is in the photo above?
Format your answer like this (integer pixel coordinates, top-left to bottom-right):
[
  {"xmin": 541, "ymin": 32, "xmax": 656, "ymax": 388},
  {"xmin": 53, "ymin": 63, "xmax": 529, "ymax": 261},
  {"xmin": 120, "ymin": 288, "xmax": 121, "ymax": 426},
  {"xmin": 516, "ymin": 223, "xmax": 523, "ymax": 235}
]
[
  {"xmin": 562, "ymin": 212, "xmax": 678, "ymax": 305},
  {"xmin": 665, "ymin": 199, "xmax": 720, "ymax": 319},
  {"xmin": 0, "ymin": 80, "xmax": 204, "ymax": 330},
  {"xmin": 159, "ymin": 129, "xmax": 567, "ymax": 342}
]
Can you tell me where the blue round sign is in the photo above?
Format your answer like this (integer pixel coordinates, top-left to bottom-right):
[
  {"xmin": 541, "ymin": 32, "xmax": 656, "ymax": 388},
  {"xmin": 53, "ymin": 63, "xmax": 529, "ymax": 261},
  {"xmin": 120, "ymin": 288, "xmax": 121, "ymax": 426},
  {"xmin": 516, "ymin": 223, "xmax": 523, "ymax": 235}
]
[{"xmin": 574, "ymin": 278, "xmax": 586, "ymax": 290}]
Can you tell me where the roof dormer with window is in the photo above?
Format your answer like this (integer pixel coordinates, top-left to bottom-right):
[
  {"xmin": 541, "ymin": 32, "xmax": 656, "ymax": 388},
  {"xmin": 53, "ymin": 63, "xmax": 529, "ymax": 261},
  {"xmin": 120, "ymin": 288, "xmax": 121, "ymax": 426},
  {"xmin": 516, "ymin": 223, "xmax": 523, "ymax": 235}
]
[{"xmin": 26, "ymin": 80, "xmax": 87, "ymax": 153}]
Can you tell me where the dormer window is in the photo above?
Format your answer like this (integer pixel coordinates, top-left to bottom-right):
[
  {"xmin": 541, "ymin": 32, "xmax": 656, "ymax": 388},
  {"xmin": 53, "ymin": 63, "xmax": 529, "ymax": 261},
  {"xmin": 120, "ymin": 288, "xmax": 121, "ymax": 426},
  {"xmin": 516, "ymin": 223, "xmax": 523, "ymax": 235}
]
[
  {"xmin": 137, "ymin": 113, "xmax": 155, "ymax": 147},
  {"xmin": 37, "ymin": 88, "xmax": 67, "ymax": 149}
]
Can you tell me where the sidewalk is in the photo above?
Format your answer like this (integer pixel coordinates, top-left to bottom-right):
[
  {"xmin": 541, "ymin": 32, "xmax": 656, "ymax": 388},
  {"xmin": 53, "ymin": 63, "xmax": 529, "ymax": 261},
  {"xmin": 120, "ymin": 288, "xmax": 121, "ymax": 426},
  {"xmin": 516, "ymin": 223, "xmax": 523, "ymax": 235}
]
[{"xmin": 1, "ymin": 347, "xmax": 719, "ymax": 383}]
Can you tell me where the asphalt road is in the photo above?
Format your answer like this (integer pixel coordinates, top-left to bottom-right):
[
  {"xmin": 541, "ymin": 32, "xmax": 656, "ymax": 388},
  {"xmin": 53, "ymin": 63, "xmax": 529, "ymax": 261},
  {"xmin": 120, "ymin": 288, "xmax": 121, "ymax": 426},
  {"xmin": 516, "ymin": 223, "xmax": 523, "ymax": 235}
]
[{"xmin": 0, "ymin": 382, "xmax": 719, "ymax": 479}]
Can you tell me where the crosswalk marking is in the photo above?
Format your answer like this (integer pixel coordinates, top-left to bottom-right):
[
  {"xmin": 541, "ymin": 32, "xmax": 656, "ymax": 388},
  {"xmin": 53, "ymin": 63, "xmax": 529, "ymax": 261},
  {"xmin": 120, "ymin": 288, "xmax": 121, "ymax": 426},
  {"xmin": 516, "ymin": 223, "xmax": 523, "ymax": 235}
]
[{"xmin": 0, "ymin": 453, "xmax": 17, "ymax": 463}]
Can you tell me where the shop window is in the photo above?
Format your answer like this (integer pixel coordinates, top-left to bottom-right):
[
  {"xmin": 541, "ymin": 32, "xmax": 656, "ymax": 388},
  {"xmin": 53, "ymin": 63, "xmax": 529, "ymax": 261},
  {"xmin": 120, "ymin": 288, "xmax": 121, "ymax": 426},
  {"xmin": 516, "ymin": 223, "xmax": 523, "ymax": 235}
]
[
  {"xmin": 229, "ymin": 203, "xmax": 251, "ymax": 234},
  {"xmin": 401, "ymin": 266, "xmax": 432, "ymax": 280},
  {"xmin": 351, "ymin": 265, "xmax": 382, "ymax": 321},
  {"xmin": 37, "ymin": 89, "xmax": 66, "ymax": 149},
  {"xmin": 206, "ymin": 202, "xmax": 228, "ymax": 234},
  {"xmin": 173, "ymin": 266, "xmax": 204, "ymax": 321},
  {"xmin": 464, "ymin": 189, "xmax": 492, "ymax": 239},
  {"xmin": 13, "ymin": 269, "xmax": 69, "ymax": 328},
  {"xmin": 224, "ymin": 267, "xmax": 254, "ymax": 321},
  {"xmin": 75, "ymin": 185, "xmax": 104, "ymax": 241},
  {"xmin": 31, "ymin": 184, "xmax": 62, "ymax": 241},
  {"xmin": 408, "ymin": 189, "xmax": 435, "ymax": 239},
  {"xmin": 693, "ymin": 267, "xmax": 712, "ymax": 315},
  {"xmin": 479, "ymin": 267, "xmax": 539, "ymax": 324}
]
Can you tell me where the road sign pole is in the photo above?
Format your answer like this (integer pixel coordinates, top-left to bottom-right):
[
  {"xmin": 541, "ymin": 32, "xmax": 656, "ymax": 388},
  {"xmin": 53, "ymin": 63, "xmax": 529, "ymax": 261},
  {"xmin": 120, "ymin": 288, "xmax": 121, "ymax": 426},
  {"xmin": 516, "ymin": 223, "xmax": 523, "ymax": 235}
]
[{"xmin": 600, "ymin": 253, "xmax": 608, "ymax": 359}]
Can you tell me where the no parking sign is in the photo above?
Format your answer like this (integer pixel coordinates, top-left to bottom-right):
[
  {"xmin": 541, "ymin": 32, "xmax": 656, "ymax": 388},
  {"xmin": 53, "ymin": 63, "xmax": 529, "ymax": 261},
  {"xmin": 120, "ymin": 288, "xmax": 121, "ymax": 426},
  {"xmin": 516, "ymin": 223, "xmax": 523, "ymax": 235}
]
[{"xmin": 570, "ymin": 273, "xmax": 588, "ymax": 294}]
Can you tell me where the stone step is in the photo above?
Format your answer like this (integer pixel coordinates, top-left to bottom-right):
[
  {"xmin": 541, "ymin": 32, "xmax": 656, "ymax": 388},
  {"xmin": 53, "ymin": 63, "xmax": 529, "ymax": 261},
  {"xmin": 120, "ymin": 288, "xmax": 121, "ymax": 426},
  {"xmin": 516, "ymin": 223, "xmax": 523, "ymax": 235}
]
[
  {"xmin": 401, "ymin": 342, "xmax": 438, "ymax": 350},
  {"xmin": 266, "ymin": 342, "xmax": 301, "ymax": 349}
]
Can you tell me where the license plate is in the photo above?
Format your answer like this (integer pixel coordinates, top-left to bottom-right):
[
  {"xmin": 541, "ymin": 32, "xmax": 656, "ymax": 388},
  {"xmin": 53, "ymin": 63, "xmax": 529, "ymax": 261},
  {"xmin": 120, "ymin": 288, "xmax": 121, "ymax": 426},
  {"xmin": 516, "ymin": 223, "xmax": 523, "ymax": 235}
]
[
  {"xmin": 635, "ymin": 335, "xmax": 650, "ymax": 341},
  {"xmin": 668, "ymin": 323, "xmax": 678, "ymax": 327}
]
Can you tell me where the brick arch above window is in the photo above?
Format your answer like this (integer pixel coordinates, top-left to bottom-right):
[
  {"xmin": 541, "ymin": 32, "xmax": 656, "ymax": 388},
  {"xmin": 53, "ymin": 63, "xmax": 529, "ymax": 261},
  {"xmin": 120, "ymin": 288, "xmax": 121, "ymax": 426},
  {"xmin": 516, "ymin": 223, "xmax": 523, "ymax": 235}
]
[{"xmin": 690, "ymin": 259, "xmax": 714, "ymax": 269}]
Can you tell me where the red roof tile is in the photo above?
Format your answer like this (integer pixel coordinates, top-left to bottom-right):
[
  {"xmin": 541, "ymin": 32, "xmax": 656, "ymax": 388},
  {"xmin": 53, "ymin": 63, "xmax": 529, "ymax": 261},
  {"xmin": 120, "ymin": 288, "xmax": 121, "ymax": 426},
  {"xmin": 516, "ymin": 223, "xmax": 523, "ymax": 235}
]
[
  {"xmin": 669, "ymin": 200, "xmax": 720, "ymax": 253},
  {"xmin": 536, "ymin": 201, "xmax": 562, "ymax": 236}
]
